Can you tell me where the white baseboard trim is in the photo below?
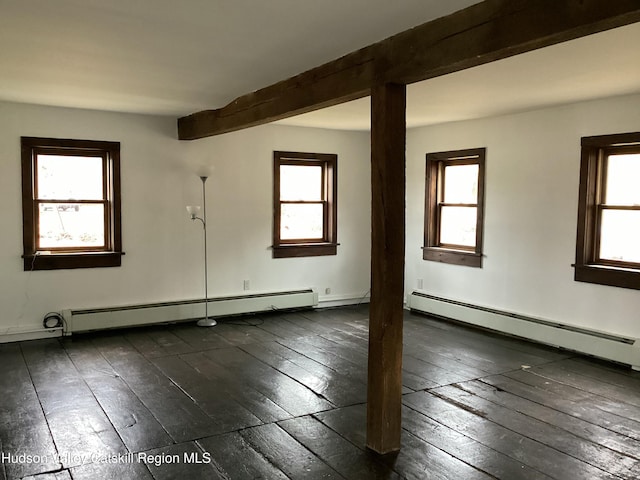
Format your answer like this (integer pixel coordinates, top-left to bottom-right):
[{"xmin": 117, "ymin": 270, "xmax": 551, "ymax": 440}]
[
  {"xmin": 0, "ymin": 326, "xmax": 63, "ymax": 344},
  {"xmin": 65, "ymin": 289, "xmax": 318, "ymax": 334},
  {"xmin": 0, "ymin": 290, "xmax": 368, "ymax": 342},
  {"xmin": 317, "ymin": 293, "xmax": 370, "ymax": 308},
  {"xmin": 408, "ymin": 291, "xmax": 640, "ymax": 369}
]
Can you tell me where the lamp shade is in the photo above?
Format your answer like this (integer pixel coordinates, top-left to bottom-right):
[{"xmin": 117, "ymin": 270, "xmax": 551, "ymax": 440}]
[{"xmin": 186, "ymin": 205, "xmax": 201, "ymax": 218}]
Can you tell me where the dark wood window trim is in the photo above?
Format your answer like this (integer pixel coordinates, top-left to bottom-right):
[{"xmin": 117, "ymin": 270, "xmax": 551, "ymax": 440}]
[
  {"xmin": 423, "ymin": 147, "xmax": 485, "ymax": 268},
  {"xmin": 575, "ymin": 132, "xmax": 640, "ymax": 289},
  {"xmin": 21, "ymin": 137, "xmax": 123, "ymax": 270},
  {"xmin": 273, "ymin": 151, "xmax": 337, "ymax": 258}
]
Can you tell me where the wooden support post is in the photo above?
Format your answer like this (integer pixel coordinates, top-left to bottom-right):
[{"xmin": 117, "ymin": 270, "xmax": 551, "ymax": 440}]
[{"xmin": 367, "ymin": 82, "xmax": 406, "ymax": 454}]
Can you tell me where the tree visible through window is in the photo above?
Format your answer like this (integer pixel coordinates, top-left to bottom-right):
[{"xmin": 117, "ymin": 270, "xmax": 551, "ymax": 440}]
[
  {"xmin": 21, "ymin": 137, "xmax": 122, "ymax": 270},
  {"xmin": 423, "ymin": 148, "xmax": 485, "ymax": 267},
  {"xmin": 273, "ymin": 151, "xmax": 337, "ymax": 258},
  {"xmin": 37, "ymin": 154, "xmax": 106, "ymax": 249},
  {"xmin": 575, "ymin": 132, "xmax": 640, "ymax": 289}
]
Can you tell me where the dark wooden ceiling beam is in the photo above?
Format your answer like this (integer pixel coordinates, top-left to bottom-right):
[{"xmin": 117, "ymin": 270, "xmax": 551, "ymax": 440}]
[
  {"xmin": 178, "ymin": 47, "xmax": 376, "ymax": 140},
  {"xmin": 382, "ymin": 0, "xmax": 640, "ymax": 85},
  {"xmin": 178, "ymin": 0, "xmax": 640, "ymax": 140}
]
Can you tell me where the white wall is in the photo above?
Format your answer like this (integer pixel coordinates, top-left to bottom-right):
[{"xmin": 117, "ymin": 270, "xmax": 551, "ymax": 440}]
[
  {"xmin": 5, "ymin": 92, "xmax": 637, "ymax": 342},
  {"xmin": 406, "ymin": 93, "xmax": 640, "ymax": 339},
  {"xmin": 0, "ymin": 101, "xmax": 371, "ymax": 337},
  {"xmin": 183, "ymin": 125, "xmax": 371, "ymax": 303}
]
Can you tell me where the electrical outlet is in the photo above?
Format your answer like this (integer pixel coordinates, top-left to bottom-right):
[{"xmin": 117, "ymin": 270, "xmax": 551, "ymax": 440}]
[
  {"xmin": 325, "ymin": 287, "xmax": 331, "ymax": 294},
  {"xmin": 417, "ymin": 278, "xmax": 423, "ymax": 289},
  {"xmin": 243, "ymin": 280, "xmax": 250, "ymax": 290}
]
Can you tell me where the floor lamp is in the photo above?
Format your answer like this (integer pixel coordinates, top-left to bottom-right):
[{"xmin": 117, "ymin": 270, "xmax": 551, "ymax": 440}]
[{"xmin": 187, "ymin": 176, "xmax": 217, "ymax": 327}]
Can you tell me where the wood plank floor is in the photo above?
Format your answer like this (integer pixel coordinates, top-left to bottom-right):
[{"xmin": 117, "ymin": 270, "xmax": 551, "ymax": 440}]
[{"xmin": 1, "ymin": 305, "xmax": 639, "ymax": 479}]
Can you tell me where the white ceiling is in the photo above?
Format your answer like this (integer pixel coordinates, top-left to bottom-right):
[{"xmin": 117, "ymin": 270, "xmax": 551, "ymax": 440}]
[
  {"xmin": 1, "ymin": 0, "xmax": 639, "ymax": 130},
  {"xmin": 0, "ymin": 0, "xmax": 478, "ymax": 116}
]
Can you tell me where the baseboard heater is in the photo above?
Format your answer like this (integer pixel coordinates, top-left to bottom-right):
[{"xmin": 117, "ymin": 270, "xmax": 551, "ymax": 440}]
[
  {"xmin": 408, "ymin": 291, "xmax": 640, "ymax": 370},
  {"xmin": 63, "ymin": 289, "xmax": 318, "ymax": 334}
]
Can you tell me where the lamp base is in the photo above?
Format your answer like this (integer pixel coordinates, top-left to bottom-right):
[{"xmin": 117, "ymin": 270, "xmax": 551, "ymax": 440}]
[{"xmin": 196, "ymin": 318, "xmax": 217, "ymax": 327}]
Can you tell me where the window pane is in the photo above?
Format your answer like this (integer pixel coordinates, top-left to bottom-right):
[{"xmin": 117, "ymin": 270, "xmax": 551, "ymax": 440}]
[
  {"xmin": 38, "ymin": 203, "xmax": 105, "ymax": 249},
  {"xmin": 605, "ymin": 154, "xmax": 640, "ymax": 205},
  {"xmin": 440, "ymin": 206, "xmax": 477, "ymax": 247},
  {"xmin": 281, "ymin": 203, "xmax": 323, "ymax": 240},
  {"xmin": 280, "ymin": 165, "xmax": 322, "ymax": 201},
  {"xmin": 37, "ymin": 154, "xmax": 104, "ymax": 200},
  {"xmin": 443, "ymin": 164, "xmax": 478, "ymax": 204},
  {"xmin": 599, "ymin": 209, "xmax": 640, "ymax": 263}
]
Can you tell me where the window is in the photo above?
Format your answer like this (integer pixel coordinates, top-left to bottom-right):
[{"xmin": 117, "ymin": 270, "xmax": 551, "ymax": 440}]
[
  {"xmin": 423, "ymin": 148, "xmax": 485, "ymax": 267},
  {"xmin": 273, "ymin": 151, "xmax": 337, "ymax": 258},
  {"xmin": 575, "ymin": 132, "xmax": 640, "ymax": 289},
  {"xmin": 21, "ymin": 137, "xmax": 123, "ymax": 270}
]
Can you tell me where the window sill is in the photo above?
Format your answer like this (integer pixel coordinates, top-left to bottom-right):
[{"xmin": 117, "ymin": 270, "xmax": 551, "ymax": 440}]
[
  {"xmin": 272, "ymin": 243, "xmax": 338, "ymax": 258},
  {"xmin": 23, "ymin": 251, "xmax": 124, "ymax": 271},
  {"xmin": 422, "ymin": 247, "xmax": 482, "ymax": 267},
  {"xmin": 574, "ymin": 263, "xmax": 640, "ymax": 290}
]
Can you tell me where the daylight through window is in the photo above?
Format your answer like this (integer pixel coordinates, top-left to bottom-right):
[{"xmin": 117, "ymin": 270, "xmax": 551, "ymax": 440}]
[
  {"xmin": 21, "ymin": 137, "xmax": 122, "ymax": 270},
  {"xmin": 273, "ymin": 151, "xmax": 337, "ymax": 258},
  {"xmin": 36, "ymin": 154, "xmax": 106, "ymax": 249},
  {"xmin": 598, "ymin": 153, "xmax": 640, "ymax": 264},
  {"xmin": 575, "ymin": 133, "xmax": 640, "ymax": 289},
  {"xmin": 423, "ymin": 148, "xmax": 485, "ymax": 267}
]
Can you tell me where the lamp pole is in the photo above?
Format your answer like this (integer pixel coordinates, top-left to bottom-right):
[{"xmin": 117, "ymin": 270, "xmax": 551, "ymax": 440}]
[
  {"xmin": 200, "ymin": 176, "xmax": 210, "ymax": 326},
  {"xmin": 188, "ymin": 176, "xmax": 216, "ymax": 327}
]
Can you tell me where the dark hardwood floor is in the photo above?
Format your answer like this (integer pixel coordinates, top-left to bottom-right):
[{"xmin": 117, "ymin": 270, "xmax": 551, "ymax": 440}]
[{"xmin": 1, "ymin": 305, "xmax": 639, "ymax": 479}]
